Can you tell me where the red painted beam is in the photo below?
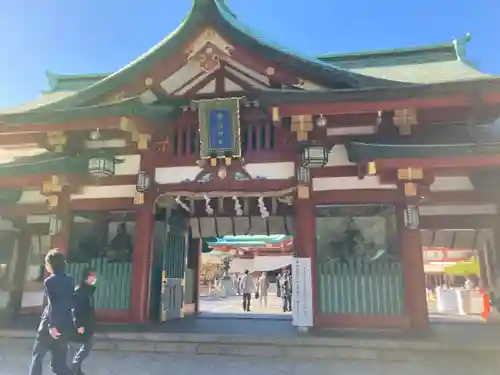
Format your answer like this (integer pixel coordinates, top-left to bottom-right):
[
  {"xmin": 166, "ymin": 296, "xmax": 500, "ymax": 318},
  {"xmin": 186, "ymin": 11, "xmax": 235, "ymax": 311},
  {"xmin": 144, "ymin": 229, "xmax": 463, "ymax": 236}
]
[
  {"xmin": 1, "ymin": 117, "xmax": 120, "ymax": 133},
  {"xmin": 157, "ymin": 178, "xmax": 295, "ymax": 194},
  {"xmin": 277, "ymin": 93, "xmax": 500, "ymax": 116},
  {"xmin": 0, "ymin": 174, "xmax": 136, "ymax": 188},
  {"xmin": 311, "ymin": 165, "xmax": 358, "ymax": 178},
  {"xmin": 70, "ymin": 198, "xmax": 134, "ymax": 211},
  {"xmin": 0, "ymin": 132, "xmax": 44, "ymax": 146}
]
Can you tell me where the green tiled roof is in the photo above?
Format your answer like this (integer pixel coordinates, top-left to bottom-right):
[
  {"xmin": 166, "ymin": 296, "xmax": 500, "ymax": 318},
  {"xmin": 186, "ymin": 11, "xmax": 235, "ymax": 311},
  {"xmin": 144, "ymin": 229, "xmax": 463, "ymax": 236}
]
[
  {"xmin": 45, "ymin": 71, "xmax": 110, "ymax": 92},
  {"xmin": 346, "ymin": 141, "xmax": 500, "ymax": 162},
  {"xmin": 0, "ymin": 97, "xmax": 180, "ymax": 126},
  {"xmin": 317, "ymin": 35, "xmax": 494, "ymax": 84},
  {"xmin": 255, "ymin": 77, "xmax": 500, "ymax": 105}
]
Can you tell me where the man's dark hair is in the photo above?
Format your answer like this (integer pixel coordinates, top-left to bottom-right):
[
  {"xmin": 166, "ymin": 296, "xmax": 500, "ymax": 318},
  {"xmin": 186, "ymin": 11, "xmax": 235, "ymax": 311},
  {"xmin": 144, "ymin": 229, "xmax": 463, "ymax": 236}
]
[
  {"xmin": 244, "ymin": 269, "xmax": 249, "ymax": 275},
  {"xmin": 45, "ymin": 249, "xmax": 66, "ymax": 274}
]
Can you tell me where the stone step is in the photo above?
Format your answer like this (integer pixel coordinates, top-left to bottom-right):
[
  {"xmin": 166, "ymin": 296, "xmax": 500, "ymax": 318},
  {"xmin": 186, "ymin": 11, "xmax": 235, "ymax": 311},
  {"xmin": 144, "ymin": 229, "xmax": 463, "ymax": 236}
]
[{"xmin": 2, "ymin": 329, "xmax": 499, "ymax": 362}]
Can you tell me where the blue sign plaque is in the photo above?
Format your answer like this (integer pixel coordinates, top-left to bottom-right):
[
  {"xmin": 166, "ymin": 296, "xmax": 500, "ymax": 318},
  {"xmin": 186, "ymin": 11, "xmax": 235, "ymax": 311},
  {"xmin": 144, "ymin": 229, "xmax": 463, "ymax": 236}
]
[{"xmin": 208, "ymin": 109, "xmax": 233, "ymax": 150}]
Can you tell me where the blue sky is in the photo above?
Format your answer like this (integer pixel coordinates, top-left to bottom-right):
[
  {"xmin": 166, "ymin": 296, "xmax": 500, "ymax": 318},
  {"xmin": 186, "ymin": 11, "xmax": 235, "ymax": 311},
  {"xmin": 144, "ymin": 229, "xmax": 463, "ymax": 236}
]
[{"xmin": 0, "ymin": 0, "xmax": 498, "ymax": 109}]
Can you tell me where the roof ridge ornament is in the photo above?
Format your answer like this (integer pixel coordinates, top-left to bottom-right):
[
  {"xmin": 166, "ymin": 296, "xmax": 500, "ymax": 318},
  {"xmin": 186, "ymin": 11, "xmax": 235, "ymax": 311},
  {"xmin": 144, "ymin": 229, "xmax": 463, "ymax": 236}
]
[{"xmin": 453, "ymin": 32, "xmax": 472, "ymax": 61}]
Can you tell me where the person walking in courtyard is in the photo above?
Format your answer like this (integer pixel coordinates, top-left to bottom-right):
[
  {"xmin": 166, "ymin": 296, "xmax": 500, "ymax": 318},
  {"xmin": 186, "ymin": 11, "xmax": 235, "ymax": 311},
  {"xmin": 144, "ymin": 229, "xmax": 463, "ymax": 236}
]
[
  {"xmin": 239, "ymin": 270, "xmax": 255, "ymax": 312},
  {"xmin": 71, "ymin": 268, "xmax": 97, "ymax": 375},
  {"xmin": 282, "ymin": 271, "xmax": 292, "ymax": 313},
  {"xmin": 276, "ymin": 272, "xmax": 282, "ymax": 298},
  {"xmin": 29, "ymin": 249, "xmax": 74, "ymax": 375},
  {"xmin": 257, "ymin": 272, "xmax": 270, "ymax": 309}
]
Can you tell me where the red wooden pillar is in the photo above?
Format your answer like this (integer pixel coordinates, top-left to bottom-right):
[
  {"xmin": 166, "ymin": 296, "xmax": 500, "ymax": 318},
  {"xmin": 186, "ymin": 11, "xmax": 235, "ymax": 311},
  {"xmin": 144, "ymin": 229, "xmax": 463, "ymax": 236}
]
[
  {"xmin": 396, "ymin": 203, "xmax": 429, "ymax": 331},
  {"xmin": 130, "ymin": 152, "xmax": 155, "ymax": 323},
  {"xmin": 50, "ymin": 186, "xmax": 72, "ymax": 254},
  {"xmin": 190, "ymin": 238, "xmax": 202, "ymax": 314},
  {"xmin": 293, "ymin": 195, "xmax": 317, "ymax": 323}
]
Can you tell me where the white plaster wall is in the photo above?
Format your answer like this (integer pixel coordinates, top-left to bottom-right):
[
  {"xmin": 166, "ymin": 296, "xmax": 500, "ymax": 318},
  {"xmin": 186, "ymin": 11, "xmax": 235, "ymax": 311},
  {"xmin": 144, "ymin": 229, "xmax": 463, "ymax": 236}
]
[
  {"xmin": 312, "ymin": 176, "xmax": 396, "ymax": 191},
  {"xmin": 27, "ymin": 215, "xmax": 91, "ymax": 224},
  {"xmin": 430, "ymin": 176, "xmax": 474, "ymax": 191},
  {"xmin": 161, "ymin": 61, "xmax": 205, "ymax": 94},
  {"xmin": 324, "ymin": 145, "xmax": 354, "ymax": 167},
  {"xmin": 27, "ymin": 215, "xmax": 49, "ymax": 224},
  {"xmin": 85, "ymin": 139, "xmax": 127, "ymax": 149},
  {"xmin": 19, "ymin": 190, "xmax": 46, "ymax": 204},
  {"xmin": 224, "ymin": 78, "xmax": 243, "ymax": 92},
  {"xmin": 225, "ymin": 57, "xmax": 270, "ymax": 86},
  {"xmin": 114, "ymin": 154, "xmax": 141, "ymax": 175},
  {"xmin": 254, "ymin": 255, "xmax": 293, "ymax": 271},
  {"xmin": 155, "ymin": 166, "xmax": 203, "ymax": 184},
  {"xmin": 70, "ymin": 185, "xmax": 136, "ymax": 199},
  {"xmin": 243, "ymin": 162, "xmax": 294, "ymax": 179},
  {"xmin": 229, "ymin": 258, "xmax": 255, "ymax": 273},
  {"xmin": 419, "ymin": 204, "xmax": 497, "ymax": 216},
  {"xmin": 0, "ymin": 147, "xmax": 46, "ymax": 163},
  {"xmin": 197, "ymin": 79, "xmax": 216, "ymax": 94},
  {"xmin": 225, "ymin": 65, "xmax": 268, "ymax": 88},
  {"xmin": 326, "ymin": 126, "xmax": 376, "ymax": 136}
]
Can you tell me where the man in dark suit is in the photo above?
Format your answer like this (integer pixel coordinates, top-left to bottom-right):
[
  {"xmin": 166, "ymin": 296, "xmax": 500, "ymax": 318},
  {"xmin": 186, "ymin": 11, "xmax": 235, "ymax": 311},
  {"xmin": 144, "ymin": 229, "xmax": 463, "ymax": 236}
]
[
  {"xmin": 29, "ymin": 249, "xmax": 74, "ymax": 375},
  {"xmin": 71, "ymin": 268, "xmax": 97, "ymax": 375}
]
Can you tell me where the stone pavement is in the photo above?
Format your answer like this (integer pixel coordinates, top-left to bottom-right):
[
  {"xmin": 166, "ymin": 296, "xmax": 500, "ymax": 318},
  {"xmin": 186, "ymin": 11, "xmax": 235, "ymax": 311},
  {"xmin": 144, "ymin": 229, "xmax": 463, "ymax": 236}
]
[
  {"xmin": 199, "ymin": 294, "xmax": 291, "ymax": 319},
  {"xmin": 2, "ymin": 346, "xmax": 500, "ymax": 375}
]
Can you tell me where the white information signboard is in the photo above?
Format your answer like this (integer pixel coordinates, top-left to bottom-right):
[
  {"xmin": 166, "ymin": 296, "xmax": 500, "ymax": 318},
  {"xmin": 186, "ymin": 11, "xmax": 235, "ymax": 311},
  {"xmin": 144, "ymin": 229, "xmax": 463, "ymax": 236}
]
[{"xmin": 292, "ymin": 257, "xmax": 313, "ymax": 327}]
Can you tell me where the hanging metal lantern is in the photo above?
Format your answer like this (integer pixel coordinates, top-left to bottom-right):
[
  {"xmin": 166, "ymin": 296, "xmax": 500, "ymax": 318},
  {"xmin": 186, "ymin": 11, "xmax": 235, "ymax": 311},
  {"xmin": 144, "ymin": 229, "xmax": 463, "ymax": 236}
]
[
  {"xmin": 300, "ymin": 145, "xmax": 329, "ymax": 168},
  {"xmin": 136, "ymin": 170, "xmax": 151, "ymax": 193},
  {"xmin": 48, "ymin": 215, "xmax": 62, "ymax": 236},
  {"xmin": 88, "ymin": 156, "xmax": 115, "ymax": 178}
]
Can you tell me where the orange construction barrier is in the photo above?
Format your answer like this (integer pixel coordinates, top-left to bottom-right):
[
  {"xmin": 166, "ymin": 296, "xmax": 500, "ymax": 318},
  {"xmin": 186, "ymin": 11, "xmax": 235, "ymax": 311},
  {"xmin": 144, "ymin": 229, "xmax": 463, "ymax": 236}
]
[{"xmin": 480, "ymin": 289, "xmax": 490, "ymax": 321}]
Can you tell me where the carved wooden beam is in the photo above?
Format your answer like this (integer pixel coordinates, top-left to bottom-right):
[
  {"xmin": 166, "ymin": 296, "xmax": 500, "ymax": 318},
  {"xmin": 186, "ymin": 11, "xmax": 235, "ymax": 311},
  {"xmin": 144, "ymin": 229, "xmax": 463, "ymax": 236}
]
[
  {"xmin": 393, "ymin": 108, "xmax": 418, "ymax": 135},
  {"xmin": 397, "ymin": 167, "xmax": 424, "ymax": 181},
  {"xmin": 291, "ymin": 114, "xmax": 313, "ymax": 141},
  {"xmin": 119, "ymin": 117, "xmax": 151, "ymax": 150}
]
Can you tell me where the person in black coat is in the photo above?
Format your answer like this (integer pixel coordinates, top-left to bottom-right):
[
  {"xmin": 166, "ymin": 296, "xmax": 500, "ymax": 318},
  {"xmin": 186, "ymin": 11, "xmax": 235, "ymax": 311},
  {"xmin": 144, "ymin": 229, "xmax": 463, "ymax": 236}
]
[
  {"xmin": 71, "ymin": 268, "xmax": 97, "ymax": 375},
  {"xmin": 282, "ymin": 271, "xmax": 292, "ymax": 313},
  {"xmin": 29, "ymin": 249, "xmax": 74, "ymax": 375}
]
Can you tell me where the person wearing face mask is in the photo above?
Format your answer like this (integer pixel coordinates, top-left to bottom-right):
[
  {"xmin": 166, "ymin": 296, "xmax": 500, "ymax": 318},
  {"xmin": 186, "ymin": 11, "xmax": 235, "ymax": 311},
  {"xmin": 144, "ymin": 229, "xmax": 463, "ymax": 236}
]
[{"xmin": 71, "ymin": 268, "xmax": 97, "ymax": 375}]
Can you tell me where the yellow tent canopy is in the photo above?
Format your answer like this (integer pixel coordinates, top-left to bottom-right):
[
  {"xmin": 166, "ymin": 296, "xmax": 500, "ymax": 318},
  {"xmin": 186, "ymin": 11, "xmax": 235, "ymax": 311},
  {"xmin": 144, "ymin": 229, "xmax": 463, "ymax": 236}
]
[{"xmin": 444, "ymin": 257, "xmax": 480, "ymax": 276}]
